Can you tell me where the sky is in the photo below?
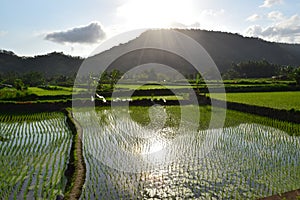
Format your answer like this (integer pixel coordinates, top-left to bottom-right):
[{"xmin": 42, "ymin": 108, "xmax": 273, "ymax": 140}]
[{"xmin": 1, "ymin": 0, "xmax": 300, "ymax": 57}]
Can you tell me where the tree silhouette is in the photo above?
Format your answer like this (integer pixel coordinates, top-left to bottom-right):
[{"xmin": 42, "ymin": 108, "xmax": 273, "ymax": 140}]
[
  {"xmin": 14, "ymin": 79, "xmax": 25, "ymax": 91},
  {"xmin": 294, "ymin": 67, "xmax": 300, "ymax": 85},
  {"xmin": 110, "ymin": 69, "xmax": 122, "ymax": 90}
]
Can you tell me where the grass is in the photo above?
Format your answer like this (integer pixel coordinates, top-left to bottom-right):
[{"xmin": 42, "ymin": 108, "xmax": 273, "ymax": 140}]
[
  {"xmin": 212, "ymin": 91, "xmax": 300, "ymax": 111},
  {"xmin": 28, "ymin": 86, "xmax": 85, "ymax": 96},
  {"xmin": 64, "ymin": 109, "xmax": 86, "ymax": 200},
  {"xmin": 0, "ymin": 88, "xmax": 31, "ymax": 99},
  {"xmin": 115, "ymin": 83, "xmax": 273, "ymax": 90},
  {"xmin": 0, "ymin": 86, "xmax": 83, "ymax": 100},
  {"xmin": 223, "ymin": 78, "xmax": 295, "ymax": 84},
  {"xmin": 105, "ymin": 95, "xmax": 184, "ymax": 101},
  {"xmin": 115, "ymin": 84, "xmax": 192, "ymax": 90}
]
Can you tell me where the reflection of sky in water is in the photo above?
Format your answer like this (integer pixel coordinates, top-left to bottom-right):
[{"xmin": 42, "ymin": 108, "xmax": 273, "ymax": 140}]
[{"xmin": 77, "ymin": 110, "xmax": 300, "ymax": 199}]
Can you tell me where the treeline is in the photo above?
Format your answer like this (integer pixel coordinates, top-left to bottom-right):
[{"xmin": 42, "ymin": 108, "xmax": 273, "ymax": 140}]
[
  {"xmin": 1, "ymin": 60, "xmax": 300, "ymax": 91},
  {"xmin": 0, "ymin": 69, "xmax": 125, "ymax": 92},
  {"xmin": 0, "ymin": 50, "xmax": 82, "ymax": 76},
  {"xmin": 223, "ymin": 60, "xmax": 300, "ymax": 83},
  {"xmin": 0, "ymin": 71, "xmax": 76, "ymax": 89},
  {"xmin": 89, "ymin": 70, "xmax": 123, "ymax": 92}
]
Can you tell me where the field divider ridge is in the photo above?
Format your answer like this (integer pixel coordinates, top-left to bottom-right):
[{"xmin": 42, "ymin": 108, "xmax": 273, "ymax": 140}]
[
  {"xmin": 210, "ymin": 98, "xmax": 300, "ymax": 124},
  {"xmin": 63, "ymin": 109, "xmax": 86, "ymax": 200}
]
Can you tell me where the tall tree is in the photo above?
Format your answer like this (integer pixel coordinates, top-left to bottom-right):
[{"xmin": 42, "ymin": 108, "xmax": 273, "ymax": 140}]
[{"xmin": 110, "ymin": 69, "xmax": 122, "ymax": 90}]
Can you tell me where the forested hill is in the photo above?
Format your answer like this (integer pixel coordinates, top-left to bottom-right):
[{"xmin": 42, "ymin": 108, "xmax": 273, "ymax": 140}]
[
  {"xmin": 0, "ymin": 51, "xmax": 83, "ymax": 76},
  {"xmin": 1, "ymin": 29, "xmax": 300, "ymax": 77},
  {"xmin": 87, "ymin": 29, "xmax": 300, "ymax": 75},
  {"xmin": 178, "ymin": 29, "xmax": 300, "ymax": 70}
]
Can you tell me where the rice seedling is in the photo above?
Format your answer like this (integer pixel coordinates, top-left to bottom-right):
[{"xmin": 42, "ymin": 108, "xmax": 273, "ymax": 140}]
[
  {"xmin": 74, "ymin": 106, "xmax": 300, "ymax": 199},
  {"xmin": 0, "ymin": 112, "xmax": 72, "ymax": 199},
  {"xmin": 212, "ymin": 91, "xmax": 300, "ymax": 111}
]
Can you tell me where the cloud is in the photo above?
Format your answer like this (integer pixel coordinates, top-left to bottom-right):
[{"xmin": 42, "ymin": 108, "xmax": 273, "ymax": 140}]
[
  {"xmin": 245, "ymin": 14, "xmax": 300, "ymax": 43},
  {"xmin": 246, "ymin": 14, "xmax": 261, "ymax": 22},
  {"xmin": 259, "ymin": 0, "xmax": 283, "ymax": 8},
  {"xmin": 267, "ymin": 11, "xmax": 284, "ymax": 21},
  {"xmin": 170, "ymin": 22, "xmax": 201, "ymax": 28},
  {"xmin": 201, "ymin": 9, "xmax": 225, "ymax": 17},
  {"xmin": 246, "ymin": 25, "xmax": 263, "ymax": 35},
  {"xmin": 45, "ymin": 22, "xmax": 106, "ymax": 44}
]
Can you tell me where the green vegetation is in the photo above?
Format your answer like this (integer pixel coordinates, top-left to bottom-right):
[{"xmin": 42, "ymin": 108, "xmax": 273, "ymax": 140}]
[
  {"xmin": 64, "ymin": 109, "xmax": 86, "ymax": 200},
  {"xmin": 0, "ymin": 112, "xmax": 72, "ymax": 199},
  {"xmin": 213, "ymin": 91, "xmax": 300, "ymax": 111},
  {"xmin": 0, "ymin": 88, "xmax": 31, "ymax": 100},
  {"xmin": 107, "ymin": 95, "xmax": 183, "ymax": 101},
  {"xmin": 0, "ymin": 71, "xmax": 76, "ymax": 88},
  {"xmin": 74, "ymin": 106, "xmax": 300, "ymax": 199},
  {"xmin": 28, "ymin": 86, "xmax": 84, "ymax": 96},
  {"xmin": 1, "ymin": 29, "xmax": 300, "ymax": 200},
  {"xmin": 115, "ymin": 83, "xmax": 191, "ymax": 90},
  {"xmin": 223, "ymin": 60, "xmax": 281, "ymax": 79},
  {"xmin": 222, "ymin": 60, "xmax": 300, "ymax": 83},
  {"xmin": 0, "ymin": 86, "xmax": 86, "ymax": 102},
  {"xmin": 28, "ymin": 87, "xmax": 71, "ymax": 96},
  {"xmin": 294, "ymin": 67, "xmax": 300, "ymax": 85}
]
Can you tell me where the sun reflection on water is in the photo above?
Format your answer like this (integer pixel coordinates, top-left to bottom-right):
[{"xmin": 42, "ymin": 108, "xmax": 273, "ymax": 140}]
[{"xmin": 141, "ymin": 139, "xmax": 164, "ymax": 155}]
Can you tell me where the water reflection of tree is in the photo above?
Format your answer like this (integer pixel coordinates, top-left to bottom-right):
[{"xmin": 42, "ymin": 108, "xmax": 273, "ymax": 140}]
[
  {"xmin": 129, "ymin": 106, "xmax": 181, "ymax": 130},
  {"xmin": 95, "ymin": 108, "xmax": 111, "ymax": 126}
]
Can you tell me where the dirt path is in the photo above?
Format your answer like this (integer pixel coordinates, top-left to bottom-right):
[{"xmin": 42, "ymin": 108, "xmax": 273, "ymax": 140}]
[
  {"xmin": 258, "ymin": 189, "xmax": 300, "ymax": 200},
  {"xmin": 64, "ymin": 109, "xmax": 86, "ymax": 200}
]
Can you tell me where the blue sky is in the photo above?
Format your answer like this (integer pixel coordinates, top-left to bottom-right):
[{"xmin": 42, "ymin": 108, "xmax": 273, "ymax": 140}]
[{"xmin": 0, "ymin": 0, "xmax": 299, "ymax": 57}]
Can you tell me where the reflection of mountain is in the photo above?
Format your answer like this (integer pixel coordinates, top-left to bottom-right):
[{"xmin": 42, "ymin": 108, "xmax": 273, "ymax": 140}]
[{"xmin": 1, "ymin": 29, "xmax": 300, "ymax": 76}]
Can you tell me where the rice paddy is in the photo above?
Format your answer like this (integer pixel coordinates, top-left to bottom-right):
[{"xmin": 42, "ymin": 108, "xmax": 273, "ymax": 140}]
[
  {"xmin": 0, "ymin": 112, "xmax": 72, "ymax": 199},
  {"xmin": 73, "ymin": 106, "xmax": 300, "ymax": 199},
  {"xmin": 0, "ymin": 105, "xmax": 299, "ymax": 199},
  {"xmin": 213, "ymin": 91, "xmax": 300, "ymax": 111}
]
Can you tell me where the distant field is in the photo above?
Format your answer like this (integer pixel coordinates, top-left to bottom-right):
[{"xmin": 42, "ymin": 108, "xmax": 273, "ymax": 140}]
[
  {"xmin": 213, "ymin": 91, "xmax": 300, "ymax": 110},
  {"xmin": 28, "ymin": 86, "xmax": 84, "ymax": 96},
  {"xmin": 115, "ymin": 81, "xmax": 293, "ymax": 91},
  {"xmin": 106, "ymin": 95, "xmax": 184, "ymax": 101},
  {"xmin": 115, "ymin": 84, "xmax": 192, "ymax": 90},
  {"xmin": 115, "ymin": 83, "xmax": 271, "ymax": 90}
]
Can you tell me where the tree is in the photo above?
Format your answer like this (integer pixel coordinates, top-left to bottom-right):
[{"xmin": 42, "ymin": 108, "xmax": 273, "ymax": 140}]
[
  {"xmin": 14, "ymin": 79, "xmax": 25, "ymax": 90},
  {"xmin": 222, "ymin": 69, "xmax": 240, "ymax": 79},
  {"xmin": 228, "ymin": 60, "xmax": 280, "ymax": 78},
  {"xmin": 2, "ymin": 72, "xmax": 19, "ymax": 85},
  {"xmin": 195, "ymin": 73, "xmax": 203, "ymax": 94},
  {"xmin": 294, "ymin": 67, "xmax": 300, "ymax": 86},
  {"xmin": 22, "ymin": 72, "xmax": 45, "ymax": 86},
  {"xmin": 97, "ymin": 71, "xmax": 109, "ymax": 92},
  {"xmin": 110, "ymin": 69, "xmax": 122, "ymax": 89}
]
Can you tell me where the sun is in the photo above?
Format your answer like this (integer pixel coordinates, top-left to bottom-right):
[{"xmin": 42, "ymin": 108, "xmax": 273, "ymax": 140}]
[{"xmin": 117, "ymin": 0, "xmax": 196, "ymax": 29}]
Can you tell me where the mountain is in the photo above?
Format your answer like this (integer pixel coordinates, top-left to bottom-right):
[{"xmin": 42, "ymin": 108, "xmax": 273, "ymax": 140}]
[
  {"xmin": 85, "ymin": 29, "xmax": 300, "ymax": 76},
  {"xmin": 0, "ymin": 51, "xmax": 83, "ymax": 76},
  {"xmin": 1, "ymin": 29, "xmax": 300, "ymax": 77}
]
